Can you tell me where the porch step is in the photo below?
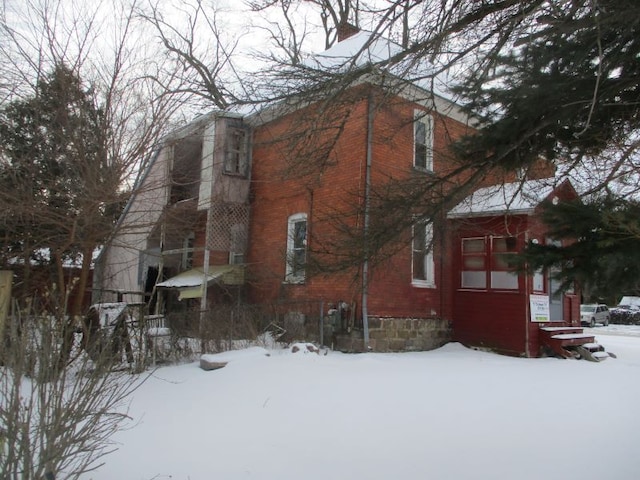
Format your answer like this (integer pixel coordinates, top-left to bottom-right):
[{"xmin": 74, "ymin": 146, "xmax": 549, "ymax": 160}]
[
  {"xmin": 540, "ymin": 326, "xmax": 584, "ymax": 334},
  {"xmin": 539, "ymin": 326, "xmax": 605, "ymax": 360}
]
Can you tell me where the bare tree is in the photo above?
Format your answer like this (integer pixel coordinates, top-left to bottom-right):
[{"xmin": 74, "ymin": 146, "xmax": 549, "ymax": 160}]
[
  {"xmin": 0, "ymin": 0, "xmax": 184, "ymax": 319},
  {"xmin": 138, "ymin": 0, "xmax": 245, "ymax": 110},
  {"xmin": 0, "ymin": 307, "xmax": 145, "ymax": 480}
]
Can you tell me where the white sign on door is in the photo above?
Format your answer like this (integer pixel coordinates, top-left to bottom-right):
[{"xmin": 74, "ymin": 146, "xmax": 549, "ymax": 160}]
[{"xmin": 530, "ymin": 294, "xmax": 550, "ymax": 323}]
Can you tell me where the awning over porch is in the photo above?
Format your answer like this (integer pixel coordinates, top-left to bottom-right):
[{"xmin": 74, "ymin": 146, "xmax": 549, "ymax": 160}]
[{"xmin": 156, "ymin": 265, "xmax": 244, "ymax": 300}]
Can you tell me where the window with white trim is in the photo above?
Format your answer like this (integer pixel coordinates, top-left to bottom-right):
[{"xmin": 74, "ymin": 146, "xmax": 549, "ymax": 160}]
[
  {"xmin": 414, "ymin": 110, "xmax": 433, "ymax": 171},
  {"xmin": 285, "ymin": 213, "xmax": 307, "ymax": 283},
  {"xmin": 412, "ymin": 221, "xmax": 435, "ymax": 287}
]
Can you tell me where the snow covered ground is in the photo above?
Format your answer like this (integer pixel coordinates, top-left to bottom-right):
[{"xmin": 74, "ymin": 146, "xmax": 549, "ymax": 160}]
[{"xmin": 83, "ymin": 327, "xmax": 640, "ymax": 480}]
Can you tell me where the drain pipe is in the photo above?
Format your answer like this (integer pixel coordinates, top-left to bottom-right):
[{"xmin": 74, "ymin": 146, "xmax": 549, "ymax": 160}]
[{"xmin": 361, "ymin": 92, "xmax": 374, "ymax": 350}]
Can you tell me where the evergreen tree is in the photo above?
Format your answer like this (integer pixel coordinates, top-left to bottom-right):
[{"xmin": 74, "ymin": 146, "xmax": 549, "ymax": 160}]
[
  {"xmin": 0, "ymin": 63, "xmax": 120, "ymax": 316},
  {"xmin": 519, "ymin": 196, "xmax": 640, "ymax": 300},
  {"xmin": 452, "ymin": 1, "xmax": 640, "ymax": 295},
  {"xmin": 453, "ymin": 1, "xmax": 640, "ymax": 173}
]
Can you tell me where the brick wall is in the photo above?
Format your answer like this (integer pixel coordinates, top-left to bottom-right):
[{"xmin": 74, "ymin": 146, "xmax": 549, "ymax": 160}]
[{"xmin": 248, "ymin": 85, "xmax": 474, "ymax": 325}]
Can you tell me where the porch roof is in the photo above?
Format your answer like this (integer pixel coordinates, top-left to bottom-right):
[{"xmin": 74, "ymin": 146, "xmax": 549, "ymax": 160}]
[
  {"xmin": 157, "ymin": 265, "xmax": 244, "ymax": 300},
  {"xmin": 447, "ymin": 179, "xmax": 559, "ymax": 218}
]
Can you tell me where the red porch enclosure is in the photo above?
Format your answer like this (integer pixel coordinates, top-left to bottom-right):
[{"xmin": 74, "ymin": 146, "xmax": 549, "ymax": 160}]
[{"xmin": 447, "ymin": 179, "xmax": 587, "ymax": 357}]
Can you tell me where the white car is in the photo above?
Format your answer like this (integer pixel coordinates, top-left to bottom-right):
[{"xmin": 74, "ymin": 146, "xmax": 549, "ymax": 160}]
[{"xmin": 580, "ymin": 304, "xmax": 610, "ymax": 327}]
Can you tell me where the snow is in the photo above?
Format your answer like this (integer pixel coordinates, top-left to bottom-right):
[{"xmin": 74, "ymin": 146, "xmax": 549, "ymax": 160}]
[
  {"xmin": 305, "ymin": 30, "xmax": 455, "ymax": 102},
  {"xmin": 448, "ymin": 178, "xmax": 559, "ymax": 218},
  {"xmin": 551, "ymin": 333, "xmax": 594, "ymax": 340},
  {"xmin": 311, "ymin": 31, "xmax": 404, "ymax": 69},
  {"xmin": 155, "ymin": 268, "xmax": 226, "ymax": 289},
  {"xmin": 81, "ymin": 328, "xmax": 640, "ymax": 480}
]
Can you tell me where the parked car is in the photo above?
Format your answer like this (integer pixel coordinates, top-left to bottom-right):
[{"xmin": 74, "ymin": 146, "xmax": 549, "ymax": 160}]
[
  {"xmin": 610, "ymin": 296, "xmax": 640, "ymax": 325},
  {"xmin": 580, "ymin": 304, "xmax": 610, "ymax": 327}
]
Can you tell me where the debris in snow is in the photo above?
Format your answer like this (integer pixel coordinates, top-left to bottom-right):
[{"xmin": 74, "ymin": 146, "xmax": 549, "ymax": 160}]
[
  {"xmin": 291, "ymin": 343, "xmax": 320, "ymax": 354},
  {"xmin": 200, "ymin": 359, "xmax": 228, "ymax": 371},
  {"xmin": 199, "ymin": 346, "xmax": 271, "ymax": 371}
]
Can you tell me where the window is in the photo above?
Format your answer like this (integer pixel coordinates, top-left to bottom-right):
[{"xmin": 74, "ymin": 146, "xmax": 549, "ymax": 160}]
[
  {"xmin": 285, "ymin": 213, "xmax": 307, "ymax": 283},
  {"xmin": 461, "ymin": 236, "xmax": 520, "ymax": 290},
  {"xmin": 490, "ymin": 236, "xmax": 518, "ymax": 289},
  {"xmin": 461, "ymin": 237, "xmax": 487, "ymax": 289},
  {"xmin": 414, "ymin": 110, "xmax": 433, "ymax": 171},
  {"xmin": 412, "ymin": 221, "xmax": 435, "ymax": 287},
  {"xmin": 224, "ymin": 120, "xmax": 249, "ymax": 177},
  {"xmin": 181, "ymin": 233, "xmax": 195, "ymax": 270},
  {"xmin": 229, "ymin": 252, "xmax": 244, "ymax": 265},
  {"xmin": 532, "ymin": 269, "xmax": 545, "ymax": 292},
  {"xmin": 229, "ymin": 223, "xmax": 247, "ymax": 265}
]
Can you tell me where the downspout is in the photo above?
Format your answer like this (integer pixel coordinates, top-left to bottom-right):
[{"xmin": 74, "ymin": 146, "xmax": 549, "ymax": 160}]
[
  {"xmin": 362, "ymin": 92, "xmax": 374, "ymax": 350},
  {"xmin": 524, "ymin": 231, "xmax": 530, "ymax": 357}
]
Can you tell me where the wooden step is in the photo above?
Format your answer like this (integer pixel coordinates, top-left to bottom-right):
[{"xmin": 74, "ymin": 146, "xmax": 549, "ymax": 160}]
[
  {"xmin": 540, "ymin": 326, "xmax": 583, "ymax": 334},
  {"xmin": 539, "ymin": 326, "xmax": 595, "ymax": 358},
  {"xmin": 550, "ymin": 333, "xmax": 595, "ymax": 347}
]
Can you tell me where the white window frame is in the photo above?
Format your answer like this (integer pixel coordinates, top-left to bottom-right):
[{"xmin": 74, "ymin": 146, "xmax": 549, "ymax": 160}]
[
  {"xmin": 413, "ymin": 110, "xmax": 434, "ymax": 171},
  {"xmin": 285, "ymin": 213, "xmax": 307, "ymax": 283},
  {"xmin": 412, "ymin": 221, "xmax": 435, "ymax": 287}
]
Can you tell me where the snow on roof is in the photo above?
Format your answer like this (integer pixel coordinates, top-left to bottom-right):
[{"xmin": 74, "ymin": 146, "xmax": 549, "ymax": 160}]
[
  {"xmin": 157, "ymin": 268, "xmax": 217, "ymax": 289},
  {"xmin": 448, "ymin": 179, "xmax": 560, "ymax": 218},
  {"xmin": 312, "ymin": 31, "xmax": 404, "ymax": 68},
  {"xmin": 156, "ymin": 266, "xmax": 235, "ymax": 289},
  {"xmin": 306, "ymin": 30, "xmax": 455, "ymax": 102}
]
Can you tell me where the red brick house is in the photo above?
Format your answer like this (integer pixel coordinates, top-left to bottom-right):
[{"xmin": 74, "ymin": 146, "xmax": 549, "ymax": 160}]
[{"xmin": 95, "ymin": 31, "xmax": 591, "ymax": 358}]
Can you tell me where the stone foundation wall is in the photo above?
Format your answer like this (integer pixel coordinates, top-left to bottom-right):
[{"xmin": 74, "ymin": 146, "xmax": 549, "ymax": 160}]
[{"xmin": 332, "ymin": 316, "xmax": 452, "ymax": 353}]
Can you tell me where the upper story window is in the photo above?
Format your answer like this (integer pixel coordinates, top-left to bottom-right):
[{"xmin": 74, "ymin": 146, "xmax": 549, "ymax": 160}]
[
  {"xmin": 224, "ymin": 120, "xmax": 250, "ymax": 177},
  {"xmin": 461, "ymin": 236, "xmax": 519, "ymax": 290},
  {"xmin": 414, "ymin": 110, "xmax": 433, "ymax": 171},
  {"xmin": 285, "ymin": 213, "xmax": 307, "ymax": 283},
  {"xmin": 412, "ymin": 221, "xmax": 435, "ymax": 287}
]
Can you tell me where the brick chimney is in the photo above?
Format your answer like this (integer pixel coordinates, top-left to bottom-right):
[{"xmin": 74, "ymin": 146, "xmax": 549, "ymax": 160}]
[{"xmin": 337, "ymin": 22, "xmax": 360, "ymax": 42}]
